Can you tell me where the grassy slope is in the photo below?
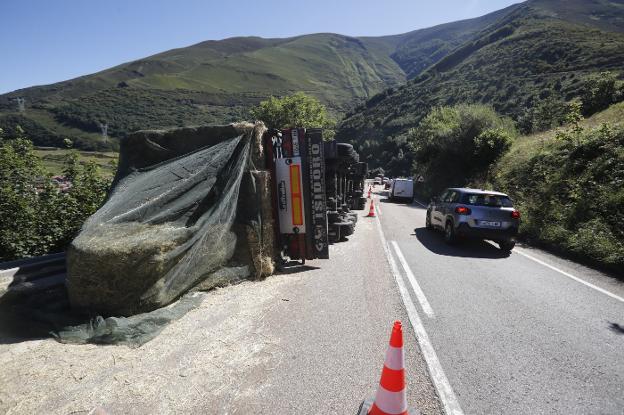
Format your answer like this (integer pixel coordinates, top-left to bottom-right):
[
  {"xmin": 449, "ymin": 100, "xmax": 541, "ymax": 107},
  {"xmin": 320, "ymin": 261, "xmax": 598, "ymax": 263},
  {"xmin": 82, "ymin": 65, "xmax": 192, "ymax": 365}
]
[
  {"xmin": 492, "ymin": 102, "xmax": 624, "ymax": 273},
  {"xmin": 337, "ymin": 0, "xmax": 624, "ymax": 171},
  {"xmin": 505, "ymin": 102, "xmax": 624, "ymax": 159},
  {"xmin": 0, "ymin": 9, "xmax": 510, "ymax": 151},
  {"xmin": 380, "ymin": 3, "xmax": 521, "ymax": 79},
  {"xmin": 0, "ymin": 34, "xmax": 405, "ymax": 149},
  {"xmin": 34, "ymin": 148, "xmax": 118, "ymax": 177}
]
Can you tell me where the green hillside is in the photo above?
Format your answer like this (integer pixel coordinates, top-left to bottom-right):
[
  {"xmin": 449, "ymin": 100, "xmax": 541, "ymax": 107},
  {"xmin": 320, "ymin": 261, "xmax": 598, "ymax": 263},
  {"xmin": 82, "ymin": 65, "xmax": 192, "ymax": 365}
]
[
  {"xmin": 0, "ymin": 10, "xmax": 511, "ymax": 150},
  {"xmin": 337, "ymin": 0, "xmax": 624, "ymax": 172},
  {"xmin": 491, "ymin": 102, "xmax": 624, "ymax": 272},
  {"xmin": 0, "ymin": 34, "xmax": 400, "ymax": 150}
]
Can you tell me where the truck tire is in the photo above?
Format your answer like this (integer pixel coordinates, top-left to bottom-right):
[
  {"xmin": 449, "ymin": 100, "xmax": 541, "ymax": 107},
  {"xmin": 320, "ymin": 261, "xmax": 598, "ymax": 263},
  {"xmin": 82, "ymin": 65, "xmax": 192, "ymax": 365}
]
[
  {"xmin": 357, "ymin": 197, "xmax": 366, "ymax": 210},
  {"xmin": 328, "ymin": 223, "xmax": 340, "ymax": 243},
  {"xmin": 327, "ymin": 210, "xmax": 340, "ymax": 223},
  {"xmin": 347, "ymin": 212, "xmax": 358, "ymax": 224},
  {"xmin": 335, "ymin": 221, "xmax": 355, "ymax": 239}
]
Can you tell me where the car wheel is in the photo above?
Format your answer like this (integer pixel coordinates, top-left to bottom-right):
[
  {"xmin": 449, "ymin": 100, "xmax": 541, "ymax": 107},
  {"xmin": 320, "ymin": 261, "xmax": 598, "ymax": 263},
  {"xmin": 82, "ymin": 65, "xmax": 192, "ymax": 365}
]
[
  {"xmin": 444, "ymin": 221, "xmax": 456, "ymax": 244},
  {"xmin": 425, "ymin": 211, "xmax": 433, "ymax": 230},
  {"xmin": 498, "ymin": 240, "xmax": 516, "ymax": 252}
]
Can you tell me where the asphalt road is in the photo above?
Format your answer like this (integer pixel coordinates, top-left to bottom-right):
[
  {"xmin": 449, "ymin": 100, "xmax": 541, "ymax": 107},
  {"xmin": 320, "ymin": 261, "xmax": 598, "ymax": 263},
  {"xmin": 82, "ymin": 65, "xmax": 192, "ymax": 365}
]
[
  {"xmin": 0, "ymin": 196, "xmax": 443, "ymax": 415},
  {"xmin": 375, "ymin": 189, "xmax": 624, "ymax": 414},
  {"xmin": 2, "ymin": 189, "xmax": 622, "ymax": 414}
]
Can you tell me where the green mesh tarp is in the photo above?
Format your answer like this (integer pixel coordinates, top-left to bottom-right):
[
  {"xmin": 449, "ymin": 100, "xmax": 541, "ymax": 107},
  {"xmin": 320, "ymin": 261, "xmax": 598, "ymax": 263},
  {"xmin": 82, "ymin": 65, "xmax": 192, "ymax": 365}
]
[
  {"xmin": 0, "ymin": 124, "xmax": 273, "ymax": 347},
  {"xmin": 67, "ymin": 128, "xmax": 252, "ymax": 316}
]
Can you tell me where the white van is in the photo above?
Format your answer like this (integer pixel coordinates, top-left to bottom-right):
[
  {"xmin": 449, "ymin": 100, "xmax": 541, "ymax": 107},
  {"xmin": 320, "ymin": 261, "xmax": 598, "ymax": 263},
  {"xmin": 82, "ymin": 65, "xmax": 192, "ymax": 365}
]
[{"xmin": 389, "ymin": 178, "xmax": 414, "ymax": 202}]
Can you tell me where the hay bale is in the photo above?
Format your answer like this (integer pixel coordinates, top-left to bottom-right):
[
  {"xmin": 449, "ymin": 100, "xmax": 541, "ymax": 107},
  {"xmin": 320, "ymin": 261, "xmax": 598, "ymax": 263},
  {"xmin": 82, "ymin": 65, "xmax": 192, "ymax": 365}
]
[
  {"xmin": 67, "ymin": 122, "xmax": 274, "ymax": 317},
  {"xmin": 67, "ymin": 223, "xmax": 236, "ymax": 316},
  {"xmin": 247, "ymin": 170, "xmax": 276, "ymax": 278}
]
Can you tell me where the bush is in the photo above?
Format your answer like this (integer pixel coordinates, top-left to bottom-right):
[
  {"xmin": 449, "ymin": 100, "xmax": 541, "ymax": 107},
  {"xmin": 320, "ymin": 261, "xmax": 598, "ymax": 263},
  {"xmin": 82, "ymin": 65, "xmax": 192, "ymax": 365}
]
[
  {"xmin": 493, "ymin": 123, "xmax": 624, "ymax": 272},
  {"xmin": 580, "ymin": 71, "xmax": 624, "ymax": 116},
  {"xmin": 408, "ymin": 104, "xmax": 516, "ymax": 196},
  {"xmin": 250, "ymin": 92, "xmax": 336, "ymax": 139},
  {"xmin": 0, "ymin": 127, "xmax": 111, "ymax": 261}
]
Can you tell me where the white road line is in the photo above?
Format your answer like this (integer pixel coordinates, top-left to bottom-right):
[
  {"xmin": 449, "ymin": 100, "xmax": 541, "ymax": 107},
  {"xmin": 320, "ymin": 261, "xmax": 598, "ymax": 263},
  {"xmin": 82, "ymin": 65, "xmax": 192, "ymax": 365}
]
[
  {"xmin": 375, "ymin": 215, "xmax": 464, "ymax": 415},
  {"xmin": 390, "ymin": 241, "xmax": 435, "ymax": 318},
  {"xmin": 413, "ymin": 199, "xmax": 427, "ymax": 208},
  {"xmin": 514, "ymin": 247, "xmax": 624, "ymax": 304}
]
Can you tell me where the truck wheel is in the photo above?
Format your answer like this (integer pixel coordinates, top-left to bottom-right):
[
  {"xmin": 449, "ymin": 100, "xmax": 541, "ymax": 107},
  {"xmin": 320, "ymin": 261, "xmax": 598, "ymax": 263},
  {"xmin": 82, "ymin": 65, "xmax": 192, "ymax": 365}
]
[
  {"xmin": 337, "ymin": 221, "xmax": 355, "ymax": 239},
  {"xmin": 328, "ymin": 223, "xmax": 340, "ymax": 243},
  {"xmin": 357, "ymin": 197, "xmax": 367, "ymax": 210},
  {"xmin": 444, "ymin": 221, "xmax": 456, "ymax": 245}
]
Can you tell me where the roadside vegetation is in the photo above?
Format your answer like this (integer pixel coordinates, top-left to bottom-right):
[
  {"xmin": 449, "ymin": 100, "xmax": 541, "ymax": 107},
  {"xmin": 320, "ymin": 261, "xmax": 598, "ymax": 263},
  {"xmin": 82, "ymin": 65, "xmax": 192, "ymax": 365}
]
[
  {"xmin": 492, "ymin": 104, "xmax": 624, "ymax": 273},
  {"xmin": 408, "ymin": 104, "xmax": 516, "ymax": 196},
  {"xmin": 338, "ymin": 2, "xmax": 624, "ymax": 170},
  {"xmin": 407, "ymin": 95, "xmax": 623, "ymax": 273},
  {"xmin": 251, "ymin": 92, "xmax": 336, "ymax": 139},
  {"xmin": 0, "ymin": 127, "xmax": 111, "ymax": 261}
]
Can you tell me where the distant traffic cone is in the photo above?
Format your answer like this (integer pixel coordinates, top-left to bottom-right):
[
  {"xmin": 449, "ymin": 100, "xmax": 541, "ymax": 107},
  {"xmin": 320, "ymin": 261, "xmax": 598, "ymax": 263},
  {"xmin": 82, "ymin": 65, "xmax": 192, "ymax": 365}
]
[
  {"xmin": 357, "ymin": 321, "xmax": 418, "ymax": 415},
  {"xmin": 367, "ymin": 199, "xmax": 376, "ymax": 217},
  {"xmin": 368, "ymin": 188, "xmax": 372, "ymax": 199}
]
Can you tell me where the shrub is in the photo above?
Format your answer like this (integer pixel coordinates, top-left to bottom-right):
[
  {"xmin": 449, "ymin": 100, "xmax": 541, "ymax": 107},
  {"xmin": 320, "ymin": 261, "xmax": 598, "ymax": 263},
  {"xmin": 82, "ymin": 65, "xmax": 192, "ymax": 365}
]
[
  {"xmin": 0, "ymin": 127, "xmax": 111, "ymax": 261},
  {"xmin": 408, "ymin": 104, "xmax": 516, "ymax": 196},
  {"xmin": 493, "ymin": 123, "xmax": 624, "ymax": 272},
  {"xmin": 580, "ymin": 71, "xmax": 624, "ymax": 116},
  {"xmin": 250, "ymin": 92, "xmax": 336, "ymax": 139}
]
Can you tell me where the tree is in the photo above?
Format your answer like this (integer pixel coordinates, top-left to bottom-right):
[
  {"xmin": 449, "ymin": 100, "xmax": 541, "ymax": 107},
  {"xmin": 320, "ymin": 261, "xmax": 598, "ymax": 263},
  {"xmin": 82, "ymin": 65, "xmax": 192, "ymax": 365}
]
[
  {"xmin": 0, "ymin": 127, "xmax": 111, "ymax": 261},
  {"xmin": 580, "ymin": 71, "xmax": 623, "ymax": 116},
  {"xmin": 250, "ymin": 92, "xmax": 336, "ymax": 139},
  {"xmin": 518, "ymin": 97, "xmax": 570, "ymax": 134},
  {"xmin": 408, "ymin": 104, "xmax": 516, "ymax": 196}
]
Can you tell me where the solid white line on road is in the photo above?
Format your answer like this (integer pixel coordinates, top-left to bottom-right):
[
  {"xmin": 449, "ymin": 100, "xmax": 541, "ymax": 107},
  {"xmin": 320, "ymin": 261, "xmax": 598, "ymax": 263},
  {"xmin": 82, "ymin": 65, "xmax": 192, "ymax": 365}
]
[
  {"xmin": 413, "ymin": 199, "xmax": 427, "ymax": 208},
  {"xmin": 513, "ymin": 247, "xmax": 624, "ymax": 304},
  {"xmin": 390, "ymin": 241, "xmax": 435, "ymax": 318},
  {"xmin": 375, "ymin": 215, "xmax": 464, "ymax": 415}
]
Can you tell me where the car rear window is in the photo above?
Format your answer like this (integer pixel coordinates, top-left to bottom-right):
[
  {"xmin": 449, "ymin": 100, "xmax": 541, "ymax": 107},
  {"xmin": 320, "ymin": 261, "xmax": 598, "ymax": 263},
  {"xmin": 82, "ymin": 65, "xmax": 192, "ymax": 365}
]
[{"xmin": 462, "ymin": 193, "xmax": 513, "ymax": 207}]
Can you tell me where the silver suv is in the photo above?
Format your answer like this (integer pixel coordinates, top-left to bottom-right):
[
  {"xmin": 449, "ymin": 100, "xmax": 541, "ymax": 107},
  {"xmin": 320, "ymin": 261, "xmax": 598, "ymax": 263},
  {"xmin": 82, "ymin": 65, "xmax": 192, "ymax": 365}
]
[{"xmin": 426, "ymin": 188, "xmax": 520, "ymax": 252}]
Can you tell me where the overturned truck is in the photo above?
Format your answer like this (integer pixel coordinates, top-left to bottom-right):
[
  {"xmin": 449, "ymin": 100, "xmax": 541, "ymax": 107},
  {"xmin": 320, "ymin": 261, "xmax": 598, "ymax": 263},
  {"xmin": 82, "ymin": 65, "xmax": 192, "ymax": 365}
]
[{"xmin": 67, "ymin": 123, "xmax": 364, "ymax": 316}]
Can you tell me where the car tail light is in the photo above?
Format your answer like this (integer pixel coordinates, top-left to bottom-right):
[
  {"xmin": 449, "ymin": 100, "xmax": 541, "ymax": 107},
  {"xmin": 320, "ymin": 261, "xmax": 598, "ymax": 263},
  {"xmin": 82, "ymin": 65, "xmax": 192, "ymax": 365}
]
[
  {"xmin": 455, "ymin": 206, "xmax": 471, "ymax": 215},
  {"xmin": 511, "ymin": 210, "xmax": 520, "ymax": 219}
]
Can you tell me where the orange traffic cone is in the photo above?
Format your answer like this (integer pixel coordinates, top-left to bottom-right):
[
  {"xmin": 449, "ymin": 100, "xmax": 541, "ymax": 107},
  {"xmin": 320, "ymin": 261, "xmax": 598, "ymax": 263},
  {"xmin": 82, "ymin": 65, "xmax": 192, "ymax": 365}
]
[
  {"xmin": 357, "ymin": 321, "xmax": 417, "ymax": 415},
  {"xmin": 366, "ymin": 199, "xmax": 376, "ymax": 217},
  {"xmin": 368, "ymin": 188, "xmax": 372, "ymax": 199}
]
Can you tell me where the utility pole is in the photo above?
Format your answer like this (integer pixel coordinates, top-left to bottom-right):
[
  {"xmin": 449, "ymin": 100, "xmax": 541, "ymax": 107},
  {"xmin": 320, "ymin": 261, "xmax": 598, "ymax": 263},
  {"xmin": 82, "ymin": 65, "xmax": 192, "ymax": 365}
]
[
  {"xmin": 16, "ymin": 97, "xmax": 25, "ymax": 112},
  {"xmin": 99, "ymin": 122, "xmax": 108, "ymax": 142}
]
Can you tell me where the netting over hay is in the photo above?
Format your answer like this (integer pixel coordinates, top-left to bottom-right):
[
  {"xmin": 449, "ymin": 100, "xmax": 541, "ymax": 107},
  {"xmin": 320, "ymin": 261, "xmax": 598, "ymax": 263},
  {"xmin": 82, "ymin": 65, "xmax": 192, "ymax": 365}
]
[{"xmin": 67, "ymin": 123, "xmax": 273, "ymax": 316}]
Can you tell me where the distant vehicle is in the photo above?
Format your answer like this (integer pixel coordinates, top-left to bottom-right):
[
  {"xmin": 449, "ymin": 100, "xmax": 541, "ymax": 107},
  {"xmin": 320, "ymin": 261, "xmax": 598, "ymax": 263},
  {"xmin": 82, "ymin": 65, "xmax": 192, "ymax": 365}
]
[
  {"xmin": 426, "ymin": 188, "xmax": 520, "ymax": 252},
  {"xmin": 373, "ymin": 176, "xmax": 382, "ymax": 185},
  {"xmin": 389, "ymin": 178, "xmax": 414, "ymax": 202},
  {"xmin": 384, "ymin": 179, "xmax": 393, "ymax": 190}
]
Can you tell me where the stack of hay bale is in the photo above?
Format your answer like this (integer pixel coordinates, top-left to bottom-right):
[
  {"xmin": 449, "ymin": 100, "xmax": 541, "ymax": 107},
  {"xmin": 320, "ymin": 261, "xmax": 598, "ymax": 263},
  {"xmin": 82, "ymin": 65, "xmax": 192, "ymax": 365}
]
[{"xmin": 67, "ymin": 122, "xmax": 276, "ymax": 316}]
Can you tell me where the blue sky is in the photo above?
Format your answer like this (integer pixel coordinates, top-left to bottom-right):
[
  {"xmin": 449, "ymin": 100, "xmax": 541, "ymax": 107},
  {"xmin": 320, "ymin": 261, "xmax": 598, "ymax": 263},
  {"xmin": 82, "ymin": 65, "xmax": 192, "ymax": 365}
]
[{"xmin": 0, "ymin": 0, "xmax": 522, "ymax": 94}]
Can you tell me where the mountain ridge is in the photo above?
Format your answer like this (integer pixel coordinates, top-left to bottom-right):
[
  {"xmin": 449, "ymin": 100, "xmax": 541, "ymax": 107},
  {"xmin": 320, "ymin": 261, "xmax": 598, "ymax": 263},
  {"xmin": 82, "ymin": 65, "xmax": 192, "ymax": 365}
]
[
  {"xmin": 2, "ymin": 0, "xmax": 623, "ymax": 153},
  {"xmin": 0, "ymin": 6, "xmax": 519, "ymax": 150},
  {"xmin": 336, "ymin": 0, "xmax": 624, "ymax": 172}
]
